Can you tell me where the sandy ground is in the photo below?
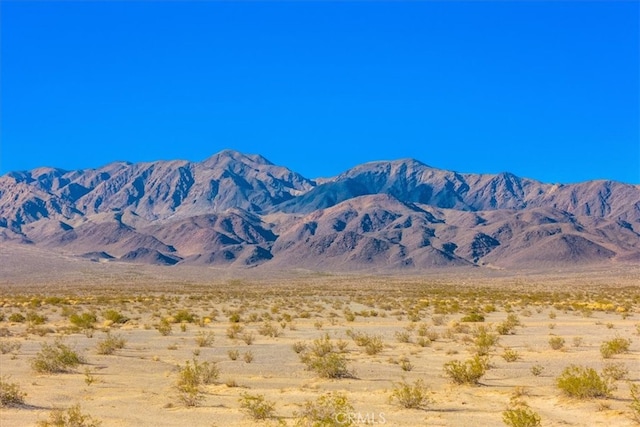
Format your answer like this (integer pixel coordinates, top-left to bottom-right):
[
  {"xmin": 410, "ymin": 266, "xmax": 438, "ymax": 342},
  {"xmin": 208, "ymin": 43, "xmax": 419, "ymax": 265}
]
[{"xmin": 0, "ymin": 253, "xmax": 639, "ymax": 426}]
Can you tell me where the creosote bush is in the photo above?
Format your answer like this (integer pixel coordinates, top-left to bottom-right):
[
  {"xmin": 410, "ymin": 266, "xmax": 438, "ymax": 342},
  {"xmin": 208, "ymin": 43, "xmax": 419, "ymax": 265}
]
[
  {"xmin": 299, "ymin": 334, "xmax": 354, "ymax": 379},
  {"xmin": 0, "ymin": 376, "xmax": 26, "ymax": 407},
  {"xmin": 37, "ymin": 404, "xmax": 101, "ymax": 427},
  {"xmin": 194, "ymin": 331, "xmax": 215, "ymax": 347},
  {"xmin": 175, "ymin": 358, "xmax": 219, "ymax": 407},
  {"xmin": 295, "ymin": 392, "xmax": 354, "ymax": 427},
  {"xmin": 32, "ymin": 339, "xmax": 85, "ymax": 373},
  {"xmin": 389, "ymin": 379, "xmax": 431, "ymax": 409},
  {"xmin": 96, "ymin": 332, "xmax": 126, "ymax": 355},
  {"xmin": 444, "ymin": 355, "xmax": 488, "ymax": 385},
  {"xmin": 629, "ymin": 382, "xmax": 640, "ymax": 423},
  {"xmin": 238, "ymin": 393, "xmax": 277, "ymax": 420},
  {"xmin": 502, "ymin": 404, "xmax": 541, "ymax": 427},
  {"xmin": 600, "ymin": 336, "xmax": 631, "ymax": 359},
  {"xmin": 556, "ymin": 365, "xmax": 613, "ymax": 399}
]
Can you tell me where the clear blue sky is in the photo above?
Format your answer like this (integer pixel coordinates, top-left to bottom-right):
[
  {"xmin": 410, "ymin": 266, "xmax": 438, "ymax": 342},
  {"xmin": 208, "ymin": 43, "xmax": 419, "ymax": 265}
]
[{"xmin": 1, "ymin": 1, "xmax": 638, "ymax": 184}]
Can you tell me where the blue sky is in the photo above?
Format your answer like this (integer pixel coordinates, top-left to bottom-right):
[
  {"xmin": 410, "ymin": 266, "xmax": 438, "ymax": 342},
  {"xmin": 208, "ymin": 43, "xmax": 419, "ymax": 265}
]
[{"xmin": 1, "ymin": 1, "xmax": 638, "ymax": 184}]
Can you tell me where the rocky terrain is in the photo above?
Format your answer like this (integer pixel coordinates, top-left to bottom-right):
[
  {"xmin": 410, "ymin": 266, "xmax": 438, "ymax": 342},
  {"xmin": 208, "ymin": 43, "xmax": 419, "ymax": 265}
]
[{"xmin": 1, "ymin": 149, "xmax": 638, "ymax": 270}]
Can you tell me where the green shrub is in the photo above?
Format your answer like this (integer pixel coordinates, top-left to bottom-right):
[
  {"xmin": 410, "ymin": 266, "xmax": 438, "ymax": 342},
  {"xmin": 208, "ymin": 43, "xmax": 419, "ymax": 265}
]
[
  {"xmin": 630, "ymin": 382, "xmax": 640, "ymax": 423},
  {"xmin": 461, "ymin": 312, "xmax": 485, "ymax": 322},
  {"xmin": 26, "ymin": 311, "xmax": 47, "ymax": 326},
  {"xmin": 156, "ymin": 319, "xmax": 172, "ymax": 336},
  {"xmin": 444, "ymin": 355, "xmax": 488, "ymax": 385},
  {"xmin": 173, "ymin": 310, "xmax": 196, "ymax": 323},
  {"xmin": 103, "ymin": 309, "xmax": 128, "ymax": 324},
  {"xmin": 601, "ymin": 362, "xmax": 628, "ymax": 381},
  {"xmin": 600, "ymin": 337, "xmax": 631, "ymax": 359},
  {"xmin": 8, "ymin": 313, "xmax": 25, "ymax": 323},
  {"xmin": 0, "ymin": 340, "xmax": 21, "ymax": 354},
  {"xmin": 239, "ymin": 393, "xmax": 276, "ymax": 420},
  {"xmin": 0, "ymin": 376, "xmax": 26, "ymax": 407},
  {"xmin": 295, "ymin": 392, "xmax": 353, "ymax": 426},
  {"xmin": 502, "ymin": 405, "xmax": 541, "ymax": 427},
  {"xmin": 556, "ymin": 365, "xmax": 612, "ymax": 399},
  {"xmin": 96, "ymin": 333, "xmax": 126, "ymax": 355},
  {"xmin": 497, "ymin": 314, "xmax": 521, "ymax": 335},
  {"xmin": 37, "ymin": 404, "xmax": 101, "ymax": 427},
  {"xmin": 175, "ymin": 358, "xmax": 219, "ymax": 407},
  {"xmin": 69, "ymin": 312, "xmax": 96, "ymax": 330},
  {"xmin": 194, "ymin": 331, "xmax": 215, "ymax": 347},
  {"xmin": 473, "ymin": 325, "xmax": 499, "ymax": 356},
  {"xmin": 530, "ymin": 365, "xmax": 544, "ymax": 377},
  {"xmin": 502, "ymin": 348, "xmax": 521, "ymax": 362},
  {"xmin": 31, "ymin": 339, "xmax": 85, "ymax": 373},
  {"xmin": 389, "ymin": 379, "xmax": 431, "ymax": 409},
  {"xmin": 548, "ymin": 336, "xmax": 565, "ymax": 350}
]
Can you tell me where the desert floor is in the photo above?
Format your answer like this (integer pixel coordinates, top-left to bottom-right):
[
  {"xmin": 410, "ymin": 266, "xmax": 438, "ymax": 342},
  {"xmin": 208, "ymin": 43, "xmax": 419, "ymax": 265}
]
[{"xmin": 0, "ymin": 252, "xmax": 639, "ymax": 426}]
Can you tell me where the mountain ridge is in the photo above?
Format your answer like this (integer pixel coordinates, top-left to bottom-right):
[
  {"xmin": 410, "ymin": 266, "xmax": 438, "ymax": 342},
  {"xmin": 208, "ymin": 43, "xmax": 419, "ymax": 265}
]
[{"xmin": 1, "ymin": 149, "xmax": 638, "ymax": 271}]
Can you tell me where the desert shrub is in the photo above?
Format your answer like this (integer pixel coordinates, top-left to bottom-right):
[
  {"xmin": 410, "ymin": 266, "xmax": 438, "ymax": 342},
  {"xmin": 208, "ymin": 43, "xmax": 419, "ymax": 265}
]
[
  {"xmin": 96, "ymin": 332, "xmax": 126, "ymax": 355},
  {"xmin": 602, "ymin": 362, "xmax": 629, "ymax": 381},
  {"xmin": 194, "ymin": 331, "xmax": 215, "ymax": 347},
  {"xmin": 364, "ymin": 336, "xmax": 384, "ymax": 355},
  {"xmin": 173, "ymin": 310, "xmax": 196, "ymax": 323},
  {"xmin": 103, "ymin": 309, "xmax": 128, "ymax": 324},
  {"xmin": 239, "ymin": 393, "xmax": 276, "ymax": 420},
  {"xmin": 26, "ymin": 311, "xmax": 47, "ymax": 326},
  {"xmin": 306, "ymin": 351, "xmax": 352, "ymax": 379},
  {"xmin": 399, "ymin": 357, "xmax": 413, "ymax": 372},
  {"xmin": 295, "ymin": 392, "xmax": 354, "ymax": 427},
  {"xmin": 241, "ymin": 331, "xmax": 255, "ymax": 345},
  {"xmin": 8, "ymin": 313, "xmax": 25, "ymax": 323},
  {"xmin": 32, "ymin": 339, "xmax": 85, "ymax": 373},
  {"xmin": 461, "ymin": 311, "xmax": 485, "ymax": 322},
  {"xmin": 156, "ymin": 319, "xmax": 172, "ymax": 336},
  {"xmin": 502, "ymin": 348, "xmax": 521, "ymax": 362},
  {"xmin": 600, "ymin": 337, "xmax": 631, "ymax": 359},
  {"xmin": 389, "ymin": 379, "xmax": 431, "ymax": 409},
  {"xmin": 556, "ymin": 365, "xmax": 612, "ymax": 399},
  {"xmin": 502, "ymin": 405, "xmax": 541, "ymax": 427},
  {"xmin": 227, "ymin": 349, "xmax": 239, "ymax": 361},
  {"xmin": 292, "ymin": 341, "xmax": 308, "ymax": 354},
  {"xmin": 258, "ymin": 321, "xmax": 282, "ymax": 337},
  {"xmin": 548, "ymin": 336, "xmax": 565, "ymax": 350},
  {"xmin": 226, "ymin": 323, "xmax": 243, "ymax": 339},
  {"xmin": 630, "ymin": 382, "xmax": 640, "ymax": 423},
  {"xmin": 444, "ymin": 355, "xmax": 488, "ymax": 385},
  {"xmin": 37, "ymin": 404, "xmax": 101, "ymax": 427},
  {"xmin": 175, "ymin": 358, "xmax": 219, "ymax": 407},
  {"xmin": 0, "ymin": 377, "xmax": 26, "ymax": 407},
  {"xmin": 69, "ymin": 312, "xmax": 97, "ymax": 330},
  {"xmin": 243, "ymin": 351, "xmax": 254, "ymax": 363},
  {"xmin": 0, "ymin": 340, "xmax": 21, "ymax": 354},
  {"xmin": 395, "ymin": 331, "xmax": 412, "ymax": 343},
  {"xmin": 530, "ymin": 365, "xmax": 544, "ymax": 377},
  {"xmin": 497, "ymin": 314, "xmax": 521, "ymax": 335},
  {"xmin": 473, "ymin": 325, "xmax": 499, "ymax": 356}
]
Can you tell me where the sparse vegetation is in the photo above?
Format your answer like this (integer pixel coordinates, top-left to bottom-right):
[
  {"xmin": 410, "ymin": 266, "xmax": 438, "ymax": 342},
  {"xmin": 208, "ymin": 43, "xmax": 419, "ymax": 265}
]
[
  {"xmin": 37, "ymin": 404, "xmax": 101, "ymax": 427},
  {"xmin": 0, "ymin": 377, "xmax": 26, "ymax": 407},
  {"xmin": 389, "ymin": 379, "xmax": 431, "ymax": 409},
  {"xmin": 96, "ymin": 332, "xmax": 126, "ymax": 355},
  {"xmin": 239, "ymin": 393, "xmax": 276, "ymax": 420},
  {"xmin": 444, "ymin": 355, "xmax": 488, "ymax": 385},
  {"xmin": 32, "ymin": 339, "xmax": 85, "ymax": 373},
  {"xmin": 296, "ymin": 392, "xmax": 354, "ymax": 427},
  {"xmin": 600, "ymin": 336, "xmax": 631, "ymax": 359},
  {"xmin": 556, "ymin": 365, "xmax": 613, "ymax": 399}
]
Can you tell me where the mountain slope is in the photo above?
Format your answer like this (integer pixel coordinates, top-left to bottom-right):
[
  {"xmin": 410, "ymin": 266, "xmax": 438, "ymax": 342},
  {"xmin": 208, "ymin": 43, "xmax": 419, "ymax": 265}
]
[{"xmin": 1, "ymin": 150, "xmax": 638, "ymax": 270}]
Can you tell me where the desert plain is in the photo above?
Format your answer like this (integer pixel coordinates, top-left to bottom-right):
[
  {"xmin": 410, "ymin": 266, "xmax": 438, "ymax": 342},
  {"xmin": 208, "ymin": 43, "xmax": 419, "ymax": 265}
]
[{"xmin": 0, "ymin": 245, "xmax": 639, "ymax": 426}]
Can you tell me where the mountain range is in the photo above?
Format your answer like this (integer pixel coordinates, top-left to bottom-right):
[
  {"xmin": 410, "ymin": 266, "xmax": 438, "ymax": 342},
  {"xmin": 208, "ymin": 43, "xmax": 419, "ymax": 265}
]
[{"xmin": 1, "ymin": 149, "xmax": 639, "ymax": 271}]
